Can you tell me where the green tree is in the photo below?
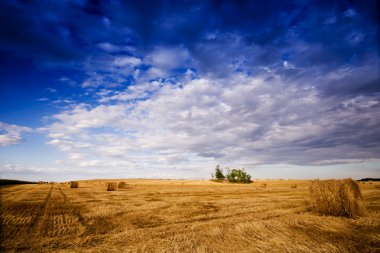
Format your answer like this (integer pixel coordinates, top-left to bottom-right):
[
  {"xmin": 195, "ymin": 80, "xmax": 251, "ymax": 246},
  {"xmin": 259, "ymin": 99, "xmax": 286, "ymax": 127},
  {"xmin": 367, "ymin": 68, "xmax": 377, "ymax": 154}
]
[
  {"xmin": 214, "ymin": 165, "xmax": 225, "ymax": 180},
  {"xmin": 226, "ymin": 168, "xmax": 252, "ymax": 183}
]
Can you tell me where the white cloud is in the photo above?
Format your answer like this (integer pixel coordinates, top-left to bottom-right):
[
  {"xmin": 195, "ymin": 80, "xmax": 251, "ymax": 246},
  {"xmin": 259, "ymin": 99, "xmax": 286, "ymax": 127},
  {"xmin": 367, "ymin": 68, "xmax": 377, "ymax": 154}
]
[
  {"xmin": 50, "ymin": 104, "xmax": 129, "ymax": 132},
  {"xmin": 97, "ymin": 42, "xmax": 134, "ymax": 53},
  {"xmin": 283, "ymin": 60, "xmax": 295, "ymax": 69},
  {"xmin": 68, "ymin": 153, "xmax": 85, "ymax": 161},
  {"xmin": 0, "ymin": 122, "xmax": 32, "ymax": 147},
  {"xmin": 144, "ymin": 46, "xmax": 190, "ymax": 79},
  {"xmin": 342, "ymin": 96, "xmax": 379, "ymax": 109},
  {"xmin": 343, "ymin": 8, "xmax": 357, "ymax": 18},
  {"xmin": 36, "ymin": 98, "xmax": 49, "ymax": 102},
  {"xmin": 59, "ymin": 76, "xmax": 76, "ymax": 86},
  {"xmin": 1, "ymin": 163, "xmax": 24, "ymax": 172},
  {"xmin": 47, "ymin": 139, "xmax": 92, "ymax": 152},
  {"xmin": 0, "ymin": 163, "xmax": 58, "ymax": 174},
  {"xmin": 147, "ymin": 46, "xmax": 190, "ymax": 70},
  {"xmin": 81, "ymin": 72, "xmax": 120, "ymax": 88},
  {"xmin": 46, "ymin": 87, "xmax": 57, "ymax": 93},
  {"xmin": 0, "ymin": 163, "xmax": 72, "ymax": 181},
  {"xmin": 113, "ymin": 56, "xmax": 142, "ymax": 67},
  {"xmin": 98, "ymin": 80, "xmax": 162, "ymax": 102},
  {"xmin": 42, "ymin": 72, "xmax": 380, "ymax": 176}
]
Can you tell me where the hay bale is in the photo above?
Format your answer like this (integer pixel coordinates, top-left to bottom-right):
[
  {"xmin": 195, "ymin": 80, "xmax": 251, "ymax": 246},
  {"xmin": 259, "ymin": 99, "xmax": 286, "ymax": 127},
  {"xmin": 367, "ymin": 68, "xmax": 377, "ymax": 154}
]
[
  {"xmin": 107, "ymin": 182, "xmax": 117, "ymax": 191},
  {"xmin": 310, "ymin": 178, "xmax": 366, "ymax": 217},
  {"xmin": 70, "ymin": 181, "xmax": 79, "ymax": 188},
  {"xmin": 118, "ymin": 182, "xmax": 128, "ymax": 188},
  {"xmin": 290, "ymin": 184, "xmax": 297, "ymax": 188}
]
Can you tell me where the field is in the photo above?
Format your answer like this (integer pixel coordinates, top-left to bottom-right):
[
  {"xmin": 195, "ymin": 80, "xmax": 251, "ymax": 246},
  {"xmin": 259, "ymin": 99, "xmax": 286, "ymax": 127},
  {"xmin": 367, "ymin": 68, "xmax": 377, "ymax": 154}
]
[{"xmin": 1, "ymin": 179, "xmax": 379, "ymax": 252}]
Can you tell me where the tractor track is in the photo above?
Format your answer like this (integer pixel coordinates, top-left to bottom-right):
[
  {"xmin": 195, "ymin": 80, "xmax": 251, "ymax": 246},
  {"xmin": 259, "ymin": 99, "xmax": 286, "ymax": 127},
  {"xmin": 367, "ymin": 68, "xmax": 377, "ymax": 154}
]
[
  {"xmin": 57, "ymin": 184, "xmax": 86, "ymax": 226},
  {"xmin": 1, "ymin": 183, "xmax": 89, "ymax": 252},
  {"xmin": 0, "ymin": 184, "xmax": 54, "ymax": 251},
  {"xmin": 37, "ymin": 184, "xmax": 88, "ymax": 238},
  {"xmin": 28, "ymin": 183, "xmax": 54, "ymax": 236}
]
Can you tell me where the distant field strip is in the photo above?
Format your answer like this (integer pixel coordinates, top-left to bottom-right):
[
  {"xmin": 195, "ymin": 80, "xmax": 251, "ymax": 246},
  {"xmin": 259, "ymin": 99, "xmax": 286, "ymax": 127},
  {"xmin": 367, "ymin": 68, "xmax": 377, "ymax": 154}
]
[{"xmin": 0, "ymin": 184, "xmax": 41, "ymax": 202}]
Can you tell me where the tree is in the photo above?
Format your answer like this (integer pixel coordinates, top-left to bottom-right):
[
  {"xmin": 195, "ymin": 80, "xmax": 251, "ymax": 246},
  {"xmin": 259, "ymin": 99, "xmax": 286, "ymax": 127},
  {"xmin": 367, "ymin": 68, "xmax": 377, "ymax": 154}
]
[
  {"xmin": 226, "ymin": 168, "xmax": 252, "ymax": 183},
  {"xmin": 214, "ymin": 165, "xmax": 225, "ymax": 180}
]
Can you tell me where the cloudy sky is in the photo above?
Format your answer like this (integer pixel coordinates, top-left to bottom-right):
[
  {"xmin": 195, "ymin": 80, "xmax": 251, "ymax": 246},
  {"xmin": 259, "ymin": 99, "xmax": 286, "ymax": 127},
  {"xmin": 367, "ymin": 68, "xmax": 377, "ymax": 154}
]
[{"xmin": 0, "ymin": 0, "xmax": 379, "ymax": 181}]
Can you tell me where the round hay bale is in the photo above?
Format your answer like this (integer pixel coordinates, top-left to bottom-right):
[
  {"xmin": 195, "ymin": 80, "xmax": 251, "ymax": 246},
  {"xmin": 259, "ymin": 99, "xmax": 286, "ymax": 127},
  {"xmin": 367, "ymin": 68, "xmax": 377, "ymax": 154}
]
[
  {"xmin": 70, "ymin": 181, "xmax": 79, "ymax": 188},
  {"xmin": 310, "ymin": 178, "xmax": 366, "ymax": 217},
  {"xmin": 107, "ymin": 182, "xmax": 117, "ymax": 191},
  {"xmin": 118, "ymin": 181, "xmax": 128, "ymax": 189}
]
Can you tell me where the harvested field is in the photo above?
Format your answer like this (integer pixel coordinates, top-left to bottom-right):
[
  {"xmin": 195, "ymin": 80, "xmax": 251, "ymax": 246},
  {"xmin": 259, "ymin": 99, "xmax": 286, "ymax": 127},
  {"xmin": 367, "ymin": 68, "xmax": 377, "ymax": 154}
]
[{"xmin": 1, "ymin": 179, "xmax": 379, "ymax": 252}]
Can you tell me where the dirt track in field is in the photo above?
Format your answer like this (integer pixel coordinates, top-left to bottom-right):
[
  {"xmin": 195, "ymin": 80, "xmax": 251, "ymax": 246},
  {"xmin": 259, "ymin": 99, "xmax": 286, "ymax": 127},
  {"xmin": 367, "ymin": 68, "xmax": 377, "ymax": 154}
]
[{"xmin": 1, "ymin": 183, "xmax": 86, "ymax": 252}]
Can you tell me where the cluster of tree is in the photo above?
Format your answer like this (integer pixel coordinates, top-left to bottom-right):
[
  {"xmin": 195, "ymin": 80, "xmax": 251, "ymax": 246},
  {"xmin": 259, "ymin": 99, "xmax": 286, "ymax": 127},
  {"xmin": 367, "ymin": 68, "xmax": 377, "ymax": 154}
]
[
  {"xmin": 211, "ymin": 165, "xmax": 252, "ymax": 183},
  {"xmin": 357, "ymin": 178, "xmax": 380, "ymax": 182},
  {"xmin": 0, "ymin": 179, "xmax": 38, "ymax": 186}
]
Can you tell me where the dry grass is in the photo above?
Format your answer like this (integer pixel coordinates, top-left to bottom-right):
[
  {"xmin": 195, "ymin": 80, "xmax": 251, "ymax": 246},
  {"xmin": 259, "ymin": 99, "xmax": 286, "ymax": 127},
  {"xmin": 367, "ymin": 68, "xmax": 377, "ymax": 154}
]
[
  {"xmin": 1, "ymin": 179, "xmax": 379, "ymax": 252},
  {"xmin": 70, "ymin": 181, "xmax": 79, "ymax": 188},
  {"xmin": 290, "ymin": 184, "xmax": 297, "ymax": 188},
  {"xmin": 107, "ymin": 182, "xmax": 117, "ymax": 191},
  {"xmin": 118, "ymin": 181, "xmax": 128, "ymax": 188},
  {"xmin": 260, "ymin": 183, "xmax": 267, "ymax": 188},
  {"xmin": 310, "ymin": 178, "xmax": 366, "ymax": 217}
]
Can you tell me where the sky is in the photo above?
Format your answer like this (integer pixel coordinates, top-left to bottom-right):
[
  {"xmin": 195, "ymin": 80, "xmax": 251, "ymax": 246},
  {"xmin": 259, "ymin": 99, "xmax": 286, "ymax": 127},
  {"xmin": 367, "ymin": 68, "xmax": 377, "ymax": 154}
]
[{"xmin": 0, "ymin": 0, "xmax": 379, "ymax": 181}]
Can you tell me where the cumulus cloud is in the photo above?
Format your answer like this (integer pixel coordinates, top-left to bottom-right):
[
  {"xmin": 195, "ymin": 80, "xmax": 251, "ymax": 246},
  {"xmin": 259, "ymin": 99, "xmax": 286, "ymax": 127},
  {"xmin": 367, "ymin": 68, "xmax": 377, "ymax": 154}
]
[
  {"xmin": 97, "ymin": 42, "xmax": 134, "ymax": 53},
  {"xmin": 0, "ymin": 163, "xmax": 103, "ymax": 181},
  {"xmin": 97, "ymin": 80, "xmax": 163, "ymax": 103},
  {"xmin": 43, "ymin": 72, "xmax": 380, "ymax": 172},
  {"xmin": 113, "ymin": 56, "xmax": 142, "ymax": 67},
  {"xmin": 144, "ymin": 46, "xmax": 191, "ymax": 78},
  {"xmin": 0, "ymin": 163, "xmax": 59, "ymax": 174},
  {"xmin": 0, "ymin": 122, "xmax": 32, "ymax": 147},
  {"xmin": 46, "ymin": 104, "xmax": 130, "ymax": 134}
]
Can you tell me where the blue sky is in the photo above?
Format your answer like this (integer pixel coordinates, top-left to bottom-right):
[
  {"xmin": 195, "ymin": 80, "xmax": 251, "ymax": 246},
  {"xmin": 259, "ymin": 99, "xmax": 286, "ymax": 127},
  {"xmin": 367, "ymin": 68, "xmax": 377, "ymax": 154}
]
[{"xmin": 0, "ymin": 0, "xmax": 379, "ymax": 181}]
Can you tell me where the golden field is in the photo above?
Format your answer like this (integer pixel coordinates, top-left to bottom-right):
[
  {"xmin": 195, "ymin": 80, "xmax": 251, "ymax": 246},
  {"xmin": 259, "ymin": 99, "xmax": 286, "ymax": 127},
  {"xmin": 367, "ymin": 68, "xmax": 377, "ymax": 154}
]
[{"xmin": 0, "ymin": 179, "xmax": 379, "ymax": 252}]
